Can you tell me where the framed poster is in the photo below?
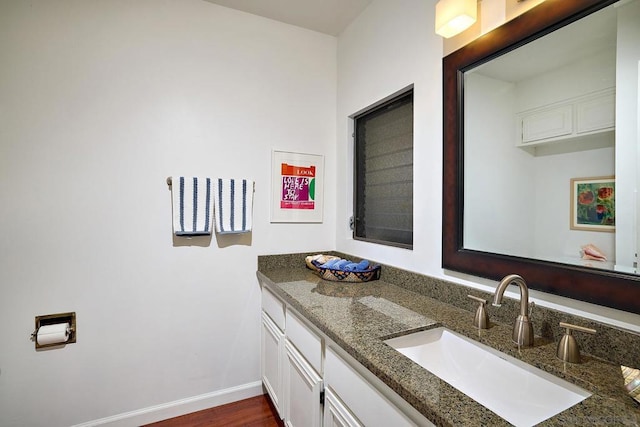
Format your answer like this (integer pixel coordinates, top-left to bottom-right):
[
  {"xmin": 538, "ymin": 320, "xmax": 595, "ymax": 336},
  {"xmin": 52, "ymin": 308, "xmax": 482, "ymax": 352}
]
[
  {"xmin": 570, "ymin": 176, "xmax": 615, "ymax": 232},
  {"xmin": 271, "ymin": 150, "xmax": 324, "ymax": 223}
]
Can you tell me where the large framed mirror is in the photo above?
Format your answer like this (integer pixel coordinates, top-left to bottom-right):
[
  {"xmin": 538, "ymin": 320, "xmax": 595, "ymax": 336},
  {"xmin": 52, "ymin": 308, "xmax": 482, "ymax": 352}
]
[{"xmin": 443, "ymin": 0, "xmax": 640, "ymax": 314}]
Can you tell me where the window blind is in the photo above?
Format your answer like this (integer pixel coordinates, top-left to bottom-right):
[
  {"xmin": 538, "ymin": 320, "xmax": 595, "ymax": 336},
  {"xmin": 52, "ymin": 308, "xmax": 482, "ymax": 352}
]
[{"xmin": 354, "ymin": 91, "xmax": 413, "ymax": 248}]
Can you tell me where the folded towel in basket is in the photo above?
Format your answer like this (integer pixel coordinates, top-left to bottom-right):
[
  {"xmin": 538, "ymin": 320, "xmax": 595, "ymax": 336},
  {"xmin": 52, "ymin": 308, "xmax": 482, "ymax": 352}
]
[
  {"xmin": 214, "ymin": 178, "xmax": 254, "ymax": 234},
  {"xmin": 321, "ymin": 258, "xmax": 370, "ymax": 272},
  {"xmin": 172, "ymin": 176, "xmax": 213, "ymax": 236},
  {"xmin": 332, "ymin": 259, "xmax": 349, "ymax": 270},
  {"xmin": 343, "ymin": 260, "xmax": 370, "ymax": 272},
  {"xmin": 321, "ymin": 258, "xmax": 342, "ymax": 269}
]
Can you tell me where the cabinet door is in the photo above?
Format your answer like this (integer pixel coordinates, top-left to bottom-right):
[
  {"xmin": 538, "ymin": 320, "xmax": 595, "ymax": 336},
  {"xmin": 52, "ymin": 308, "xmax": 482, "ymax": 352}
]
[
  {"xmin": 284, "ymin": 340, "xmax": 323, "ymax": 427},
  {"xmin": 576, "ymin": 91, "xmax": 615, "ymax": 134},
  {"xmin": 521, "ymin": 104, "xmax": 573, "ymax": 143},
  {"xmin": 323, "ymin": 388, "xmax": 362, "ymax": 427},
  {"xmin": 261, "ymin": 312, "xmax": 284, "ymax": 419}
]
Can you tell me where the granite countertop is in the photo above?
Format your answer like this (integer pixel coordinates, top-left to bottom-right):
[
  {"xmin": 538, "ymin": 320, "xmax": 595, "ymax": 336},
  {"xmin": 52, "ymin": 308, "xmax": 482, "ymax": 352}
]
[{"xmin": 257, "ymin": 264, "xmax": 640, "ymax": 426}]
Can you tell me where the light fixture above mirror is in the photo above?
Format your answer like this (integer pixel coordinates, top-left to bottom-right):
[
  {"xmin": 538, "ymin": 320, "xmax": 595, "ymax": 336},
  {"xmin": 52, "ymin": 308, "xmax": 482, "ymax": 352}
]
[{"xmin": 435, "ymin": 0, "xmax": 477, "ymax": 38}]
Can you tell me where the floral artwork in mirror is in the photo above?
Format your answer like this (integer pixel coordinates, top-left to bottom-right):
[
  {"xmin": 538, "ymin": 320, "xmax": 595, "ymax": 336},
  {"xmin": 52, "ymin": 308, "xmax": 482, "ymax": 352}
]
[{"xmin": 571, "ymin": 176, "xmax": 615, "ymax": 232}]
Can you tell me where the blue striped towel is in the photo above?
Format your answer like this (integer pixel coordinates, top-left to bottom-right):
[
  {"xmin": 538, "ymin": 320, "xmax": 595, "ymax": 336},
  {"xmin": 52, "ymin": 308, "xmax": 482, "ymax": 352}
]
[
  {"xmin": 172, "ymin": 177, "xmax": 213, "ymax": 236},
  {"xmin": 214, "ymin": 178, "xmax": 254, "ymax": 234}
]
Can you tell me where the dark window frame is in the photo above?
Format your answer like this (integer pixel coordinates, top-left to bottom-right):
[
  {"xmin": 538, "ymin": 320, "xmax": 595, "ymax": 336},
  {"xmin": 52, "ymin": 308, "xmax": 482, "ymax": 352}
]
[{"xmin": 352, "ymin": 89, "xmax": 414, "ymax": 249}]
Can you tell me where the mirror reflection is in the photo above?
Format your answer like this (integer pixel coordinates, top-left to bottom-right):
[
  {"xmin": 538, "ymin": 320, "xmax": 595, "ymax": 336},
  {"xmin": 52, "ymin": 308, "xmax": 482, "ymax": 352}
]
[{"xmin": 463, "ymin": 1, "xmax": 639, "ymax": 275}]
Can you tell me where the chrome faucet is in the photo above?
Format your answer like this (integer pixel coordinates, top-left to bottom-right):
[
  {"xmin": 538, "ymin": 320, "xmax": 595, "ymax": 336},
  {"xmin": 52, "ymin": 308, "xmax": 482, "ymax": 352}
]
[{"xmin": 492, "ymin": 274, "xmax": 534, "ymax": 347}]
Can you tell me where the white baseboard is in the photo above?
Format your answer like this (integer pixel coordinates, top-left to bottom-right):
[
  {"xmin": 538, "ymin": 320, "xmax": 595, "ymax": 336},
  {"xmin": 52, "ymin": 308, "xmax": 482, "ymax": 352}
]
[{"xmin": 71, "ymin": 381, "xmax": 264, "ymax": 427}]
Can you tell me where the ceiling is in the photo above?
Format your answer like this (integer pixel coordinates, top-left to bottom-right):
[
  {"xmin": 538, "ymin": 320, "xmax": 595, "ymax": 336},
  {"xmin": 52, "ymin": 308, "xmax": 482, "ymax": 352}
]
[{"xmin": 202, "ymin": 0, "xmax": 373, "ymax": 36}]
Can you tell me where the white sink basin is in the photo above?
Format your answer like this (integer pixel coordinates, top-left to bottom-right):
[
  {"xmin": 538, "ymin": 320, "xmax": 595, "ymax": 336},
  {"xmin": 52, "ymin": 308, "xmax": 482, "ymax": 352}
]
[{"xmin": 385, "ymin": 327, "xmax": 591, "ymax": 427}]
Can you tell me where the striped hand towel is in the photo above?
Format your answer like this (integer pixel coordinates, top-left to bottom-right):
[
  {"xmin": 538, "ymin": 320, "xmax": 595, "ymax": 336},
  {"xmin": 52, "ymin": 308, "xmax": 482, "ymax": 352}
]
[
  {"xmin": 214, "ymin": 178, "xmax": 254, "ymax": 234},
  {"xmin": 172, "ymin": 176, "xmax": 213, "ymax": 236}
]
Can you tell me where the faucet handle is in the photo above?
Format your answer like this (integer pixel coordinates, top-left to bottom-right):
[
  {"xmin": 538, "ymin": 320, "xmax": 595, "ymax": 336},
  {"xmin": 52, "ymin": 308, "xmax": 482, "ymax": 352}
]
[
  {"xmin": 467, "ymin": 295, "xmax": 489, "ymax": 329},
  {"xmin": 467, "ymin": 294, "xmax": 486, "ymax": 304},
  {"xmin": 556, "ymin": 322, "xmax": 596, "ymax": 364},
  {"xmin": 559, "ymin": 322, "xmax": 596, "ymax": 335}
]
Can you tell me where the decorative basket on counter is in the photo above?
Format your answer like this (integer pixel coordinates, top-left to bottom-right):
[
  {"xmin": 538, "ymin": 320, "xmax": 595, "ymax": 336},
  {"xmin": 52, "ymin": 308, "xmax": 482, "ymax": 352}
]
[
  {"xmin": 305, "ymin": 254, "xmax": 381, "ymax": 283},
  {"xmin": 316, "ymin": 265, "xmax": 381, "ymax": 282},
  {"xmin": 305, "ymin": 254, "xmax": 340, "ymax": 272}
]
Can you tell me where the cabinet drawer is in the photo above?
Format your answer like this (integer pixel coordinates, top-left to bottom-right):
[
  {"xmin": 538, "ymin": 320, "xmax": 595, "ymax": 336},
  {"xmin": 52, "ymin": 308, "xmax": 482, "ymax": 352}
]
[
  {"xmin": 285, "ymin": 309, "xmax": 322, "ymax": 374},
  {"xmin": 325, "ymin": 347, "xmax": 433, "ymax": 427},
  {"xmin": 262, "ymin": 287, "xmax": 285, "ymax": 330}
]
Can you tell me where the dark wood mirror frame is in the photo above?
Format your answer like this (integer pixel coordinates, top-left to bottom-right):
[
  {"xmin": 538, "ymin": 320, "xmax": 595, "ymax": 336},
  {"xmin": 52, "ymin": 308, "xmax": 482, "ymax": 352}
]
[{"xmin": 442, "ymin": 0, "xmax": 640, "ymax": 314}]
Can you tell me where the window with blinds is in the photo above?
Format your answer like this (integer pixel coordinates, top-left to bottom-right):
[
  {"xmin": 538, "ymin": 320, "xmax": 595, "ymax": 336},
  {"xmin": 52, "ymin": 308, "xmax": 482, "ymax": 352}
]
[{"xmin": 353, "ymin": 90, "xmax": 413, "ymax": 248}]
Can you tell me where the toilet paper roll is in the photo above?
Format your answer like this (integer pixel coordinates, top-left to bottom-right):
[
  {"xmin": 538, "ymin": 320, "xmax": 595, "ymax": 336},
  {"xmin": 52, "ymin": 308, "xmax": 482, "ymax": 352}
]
[{"xmin": 37, "ymin": 323, "xmax": 70, "ymax": 346}]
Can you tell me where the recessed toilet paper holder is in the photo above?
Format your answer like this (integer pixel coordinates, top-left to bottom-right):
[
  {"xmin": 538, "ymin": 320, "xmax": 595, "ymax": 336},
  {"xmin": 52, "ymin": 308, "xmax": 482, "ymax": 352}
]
[{"xmin": 31, "ymin": 312, "xmax": 76, "ymax": 349}]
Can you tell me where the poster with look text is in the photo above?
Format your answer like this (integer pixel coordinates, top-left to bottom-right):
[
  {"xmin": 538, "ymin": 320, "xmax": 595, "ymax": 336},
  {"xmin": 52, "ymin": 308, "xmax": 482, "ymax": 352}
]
[{"xmin": 271, "ymin": 150, "xmax": 324, "ymax": 223}]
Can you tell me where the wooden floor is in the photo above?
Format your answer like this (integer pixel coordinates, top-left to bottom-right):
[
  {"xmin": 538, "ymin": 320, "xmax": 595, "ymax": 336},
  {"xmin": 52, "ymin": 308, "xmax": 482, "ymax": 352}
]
[{"xmin": 143, "ymin": 394, "xmax": 283, "ymax": 427}]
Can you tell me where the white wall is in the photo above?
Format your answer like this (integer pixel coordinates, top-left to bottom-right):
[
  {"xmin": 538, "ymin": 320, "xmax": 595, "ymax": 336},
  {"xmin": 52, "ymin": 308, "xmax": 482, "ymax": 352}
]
[
  {"xmin": 515, "ymin": 49, "xmax": 616, "ymax": 111},
  {"xmin": 337, "ymin": 0, "xmax": 640, "ymax": 332},
  {"xmin": 0, "ymin": 1, "xmax": 336, "ymax": 426},
  {"xmin": 336, "ymin": 0, "xmax": 443, "ymax": 273},
  {"xmin": 464, "ymin": 74, "xmax": 535, "ymax": 257}
]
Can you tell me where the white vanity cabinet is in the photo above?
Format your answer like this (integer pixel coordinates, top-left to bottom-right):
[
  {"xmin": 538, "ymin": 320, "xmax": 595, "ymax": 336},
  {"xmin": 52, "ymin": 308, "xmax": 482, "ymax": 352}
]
[
  {"xmin": 518, "ymin": 88, "xmax": 614, "ymax": 147},
  {"xmin": 260, "ymin": 288, "xmax": 285, "ymax": 419},
  {"xmin": 284, "ymin": 309, "xmax": 323, "ymax": 427},
  {"xmin": 259, "ymin": 285, "xmax": 434, "ymax": 427}
]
